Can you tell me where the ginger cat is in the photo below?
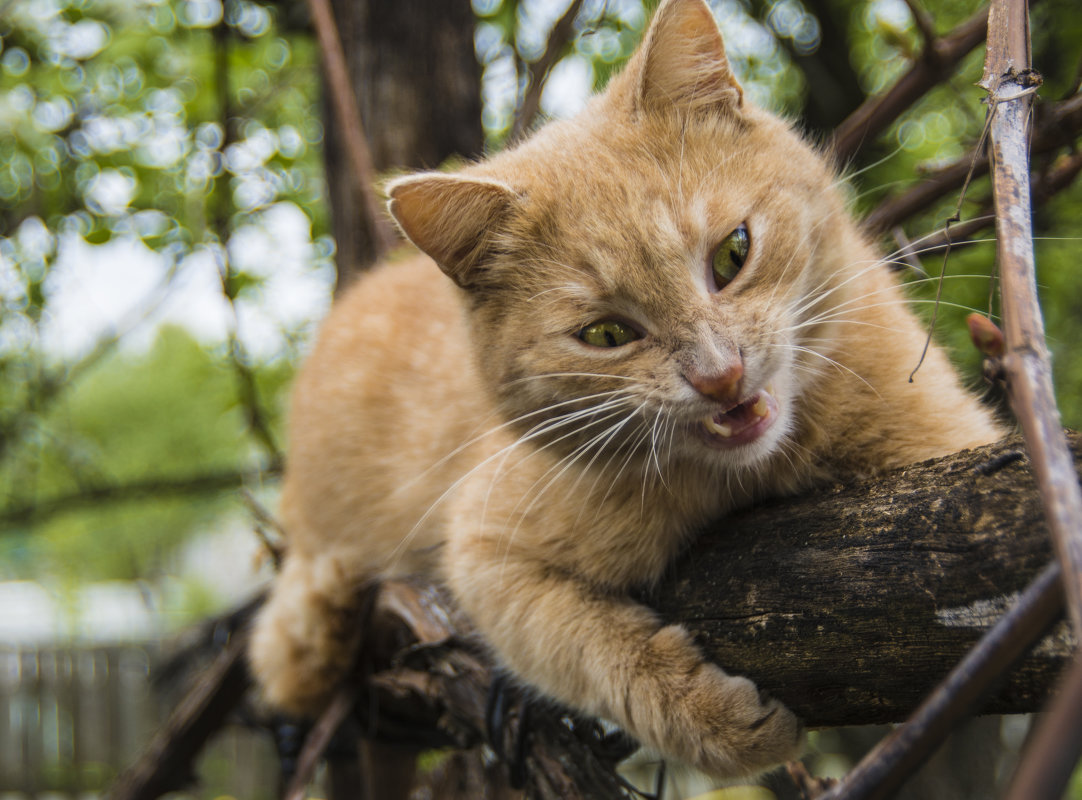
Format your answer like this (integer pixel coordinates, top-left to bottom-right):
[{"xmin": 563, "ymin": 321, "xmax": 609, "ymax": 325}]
[{"xmin": 249, "ymin": 0, "xmax": 1001, "ymax": 779}]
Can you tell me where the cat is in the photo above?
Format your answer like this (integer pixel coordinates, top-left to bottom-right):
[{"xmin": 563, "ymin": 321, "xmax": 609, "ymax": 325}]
[{"xmin": 248, "ymin": 0, "xmax": 1002, "ymax": 780}]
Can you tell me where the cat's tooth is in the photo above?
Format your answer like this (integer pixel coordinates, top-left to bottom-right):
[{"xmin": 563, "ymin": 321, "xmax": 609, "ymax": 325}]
[
  {"xmin": 704, "ymin": 417, "xmax": 733, "ymax": 437},
  {"xmin": 752, "ymin": 395, "xmax": 769, "ymax": 417}
]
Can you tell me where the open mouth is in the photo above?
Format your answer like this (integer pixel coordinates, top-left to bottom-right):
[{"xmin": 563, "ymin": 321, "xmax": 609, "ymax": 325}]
[{"xmin": 699, "ymin": 387, "xmax": 778, "ymax": 448}]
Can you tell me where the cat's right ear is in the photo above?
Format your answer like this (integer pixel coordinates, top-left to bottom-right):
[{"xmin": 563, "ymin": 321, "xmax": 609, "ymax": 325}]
[
  {"xmin": 387, "ymin": 173, "xmax": 516, "ymax": 288},
  {"xmin": 633, "ymin": 0, "xmax": 743, "ymax": 117}
]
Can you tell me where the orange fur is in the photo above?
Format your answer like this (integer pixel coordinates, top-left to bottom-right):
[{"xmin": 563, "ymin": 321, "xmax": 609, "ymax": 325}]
[{"xmin": 248, "ymin": 0, "xmax": 1002, "ymax": 778}]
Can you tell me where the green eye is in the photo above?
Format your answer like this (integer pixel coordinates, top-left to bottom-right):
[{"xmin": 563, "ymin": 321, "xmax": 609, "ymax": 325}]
[
  {"xmin": 711, "ymin": 223, "xmax": 750, "ymax": 289},
  {"xmin": 579, "ymin": 320, "xmax": 640, "ymax": 348}
]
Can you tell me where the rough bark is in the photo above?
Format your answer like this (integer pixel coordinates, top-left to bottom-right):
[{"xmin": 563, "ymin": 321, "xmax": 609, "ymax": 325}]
[
  {"xmin": 109, "ymin": 434, "xmax": 1079, "ymax": 800},
  {"xmin": 648, "ymin": 433, "xmax": 1076, "ymax": 728},
  {"xmin": 323, "ymin": 0, "xmax": 484, "ymax": 289}
]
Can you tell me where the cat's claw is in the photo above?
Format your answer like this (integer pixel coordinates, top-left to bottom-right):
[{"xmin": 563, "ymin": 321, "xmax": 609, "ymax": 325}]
[
  {"xmin": 636, "ymin": 625, "xmax": 804, "ymax": 777},
  {"xmin": 485, "ymin": 672, "xmax": 532, "ymax": 788}
]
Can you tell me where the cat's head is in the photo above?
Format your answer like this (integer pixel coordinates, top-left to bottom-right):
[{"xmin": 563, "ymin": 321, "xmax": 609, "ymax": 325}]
[{"xmin": 388, "ymin": 0, "xmax": 864, "ymax": 475}]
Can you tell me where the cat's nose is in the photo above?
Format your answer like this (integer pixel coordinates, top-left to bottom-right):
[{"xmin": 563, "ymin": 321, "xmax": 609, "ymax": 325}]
[{"xmin": 687, "ymin": 361, "xmax": 744, "ymax": 405}]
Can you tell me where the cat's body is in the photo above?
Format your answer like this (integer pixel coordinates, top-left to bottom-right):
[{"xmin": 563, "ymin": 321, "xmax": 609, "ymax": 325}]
[{"xmin": 249, "ymin": 0, "xmax": 1001, "ymax": 779}]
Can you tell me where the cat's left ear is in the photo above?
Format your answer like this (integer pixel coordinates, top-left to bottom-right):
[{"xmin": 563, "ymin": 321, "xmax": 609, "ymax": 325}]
[
  {"xmin": 634, "ymin": 0, "xmax": 744, "ymax": 116},
  {"xmin": 387, "ymin": 173, "xmax": 517, "ymax": 288}
]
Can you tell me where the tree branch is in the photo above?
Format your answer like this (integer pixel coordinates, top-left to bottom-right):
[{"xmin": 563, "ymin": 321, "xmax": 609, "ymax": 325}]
[
  {"xmin": 981, "ymin": 7, "xmax": 1082, "ymax": 636},
  {"xmin": 980, "ymin": 0, "xmax": 1082, "ymax": 795},
  {"xmin": 862, "ymin": 91, "xmax": 1082, "ymax": 236},
  {"xmin": 305, "ymin": 0, "xmax": 397, "ymax": 263},
  {"xmin": 512, "ymin": 0, "xmax": 588, "ymax": 140},
  {"xmin": 647, "ymin": 434, "xmax": 1074, "ymax": 727},
  {"xmin": 108, "ymin": 434, "xmax": 1080, "ymax": 799},
  {"xmin": 0, "ymin": 462, "xmax": 281, "ymax": 528},
  {"xmin": 831, "ymin": 6, "xmax": 989, "ymax": 164},
  {"xmin": 892, "ymin": 148, "xmax": 1082, "ymax": 260}
]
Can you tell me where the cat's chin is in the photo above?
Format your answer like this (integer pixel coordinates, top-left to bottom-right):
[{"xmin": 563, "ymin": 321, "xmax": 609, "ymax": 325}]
[{"xmin": 697, "ymin": 388, "xmax": 780, "ymax": 452}]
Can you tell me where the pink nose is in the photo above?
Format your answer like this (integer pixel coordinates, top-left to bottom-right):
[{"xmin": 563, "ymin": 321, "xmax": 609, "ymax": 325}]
[{"xmin": 687, "ymin": 361, "xmax": 744, "ymax": 404}]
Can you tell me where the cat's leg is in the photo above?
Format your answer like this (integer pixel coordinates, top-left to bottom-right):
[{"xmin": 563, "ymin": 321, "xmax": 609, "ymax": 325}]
[
  {"xmin": 248, "ymin": 551, "xmax": 367, "ymax": 715},
  {"xmin": 445, "ymin": 542, "xmax": 804, "ymax": 778}
]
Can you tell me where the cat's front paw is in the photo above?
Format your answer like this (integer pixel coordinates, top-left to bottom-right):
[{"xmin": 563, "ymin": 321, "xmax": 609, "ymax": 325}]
[
  {"xmin": 638, "ymin": 625, "xmax": 804, "ymax": 777},
  {"xmin": 685, "ymin": 662, "xmax": 804, "ymax": 777}
]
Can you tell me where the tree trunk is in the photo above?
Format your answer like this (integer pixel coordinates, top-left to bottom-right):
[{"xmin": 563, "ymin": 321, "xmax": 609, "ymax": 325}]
[{"xmin": 323, "ymin": 0, "xmax": 484, "ymax": 289}]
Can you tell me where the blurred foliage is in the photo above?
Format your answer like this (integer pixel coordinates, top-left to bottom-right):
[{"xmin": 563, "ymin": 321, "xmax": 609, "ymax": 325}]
[
  {"xmin": 0, "ymin": 0, "xmax": 326, "ymax": 614},
  {"xmin": 0, "ymin": 0, "xmax": 1080, "ymax": 621}
]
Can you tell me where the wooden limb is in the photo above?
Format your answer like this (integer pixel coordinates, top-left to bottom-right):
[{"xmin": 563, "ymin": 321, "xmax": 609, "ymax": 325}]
[
  {"xmin": 357, "ymin": 436, "xmax": 1077, "ymax": 748},
  {"xmin": 891, "ymin": 148, "xmax": 1082, "ymax": 260},
  {"xmin": 648, "ymin": 433, "xmax": 1075, "ymax": 727},
  {"xmin": 1004, "ymin": 650, "xmax": 1082, "ymax": 800},
  {"xmin": 107, "ymin": 631, "xmax": 252, "ymax": 800},
  {"xmin": 817, "ymin": 563, "xmax": 1062, "ymax": 800},
  {"xmin": 360, "ymin": 580, "xmax": 635, "ymax": 799},
  {"xmin": 304, "ymin": 0, "xmax": 396, "ymax": 263},
  {"xmin": 283, "ymin": 686, "xmax": 359, "ymax": 800},
  {"xmin": 981, "ymin": 0, "xmax": 1082, "ymax": 795},
  {"xmin": 982, "ymin": 0, "xmax": 1082, "ymax": 635},
  {"xmin": 512, "ymin": 0, "xmax": 587, "ymax": 139},
  {"xmin": 862, "ymin": 92, "xmax": 1082, "ymax": 236},
  {"xmin": 831, "ymin": 7, "xmax": 989, "ymax": 164},
  {"xmin": 0, "ymin": 462, "xmax": 282, "ymax": 529}
]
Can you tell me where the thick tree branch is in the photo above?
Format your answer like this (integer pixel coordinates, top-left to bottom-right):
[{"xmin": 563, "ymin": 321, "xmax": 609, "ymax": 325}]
[
  {"xmin": 109, "ymin": 434, "xmax": 1079, "ymax": 799},
  {"xmin": 648, "ymin": 433, "xmax": 1074, "ymax": 727}
]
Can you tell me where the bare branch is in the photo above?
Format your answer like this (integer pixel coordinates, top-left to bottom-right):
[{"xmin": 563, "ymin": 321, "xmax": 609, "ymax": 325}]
[
  {"xmin": 0, "ymin": 462, "xmax": 281, "ymax": 528},
  {"xmin": 981, "ymin": 0, "xmax": 1082, "ymax": 634},
  {"xmin": 862, "ymin": 92, "xmax": 1082, "ymax": 235},
  {"xmin": 831, "ymin": 6, "xmax": 989, "ymax": 164},
  {"xmin": 979, "ymin": 0, "xmax": 1082, "ymax": 794},
  {"xmin": 512, "ymin": 0, "xmax": 587, "ymax": 139},
  {"xmin": 283, "ymin": 686, "xmax": 359, "ymax": 800},
  {"xmin": 890, "ymin": 148, "xmax": 1082, "ymax": 259},
  {"xmin": 304, "ymin": 0, "xmax": 397, "ymax": 262},
  {"xmin": 901, "ymin": 0, "xmax": 937, "ymax": 49},
  {"xmin": 1004, "ymin": 651, "xmax": 1082, "ymax": 800},
  {"xmin": 107, "ymin": 630, "xmax": 252, "ymax": 800}
]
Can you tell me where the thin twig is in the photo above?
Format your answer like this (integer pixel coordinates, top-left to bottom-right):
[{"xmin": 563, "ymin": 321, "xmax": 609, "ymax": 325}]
[
  {"xmin": 512, "ymin": 0, "xmax": 588, "ymax": 139},
  {"xmin": 304, "ymin": 0, "xmax": 396, "ymax": 260},
  {"xmin": 892, "ymin": 149, "xmax": 1082, "ymax": 259},
  {"xmin": 1004, "ymin": 650, "xmax": 1082, "ymax": 800},
  {"xmin": 901, "ymin": 0, "xmax": 937, "ymax": 48},
  {"xmin": 0, "ymin": 463, "xmax": 282, "ymax": 528},
  {"xmin": 108, "ymin": 631, "xmax": 253, "ymax": 800},
  {"xmin": 981, "ymin": 0, "xmax": 1082, "ymax": 634},
  {"xmin": 211, "ymin": 17, "xmax": 282, "ymax": 464},
  {"xmin": 282, "ymin": 686, "xmax": 359, "ymax": 800}
]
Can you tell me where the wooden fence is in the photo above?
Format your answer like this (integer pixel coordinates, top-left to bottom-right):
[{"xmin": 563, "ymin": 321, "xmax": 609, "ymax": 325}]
[{"xmin": 0, "ymin": 643, "xmax": 278, "ymax": 799}]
